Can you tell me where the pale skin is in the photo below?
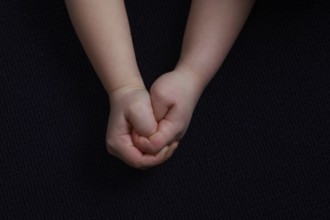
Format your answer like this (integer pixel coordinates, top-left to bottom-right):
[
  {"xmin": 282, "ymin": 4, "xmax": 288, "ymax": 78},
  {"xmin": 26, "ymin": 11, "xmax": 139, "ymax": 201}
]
[{"xmin": 65, "ymin": 0, "xmax": 255, "ymax": 169}]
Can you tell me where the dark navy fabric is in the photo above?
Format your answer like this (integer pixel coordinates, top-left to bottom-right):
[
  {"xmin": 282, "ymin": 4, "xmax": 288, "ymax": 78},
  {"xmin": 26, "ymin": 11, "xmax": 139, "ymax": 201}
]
[{"xmin": 1, "ymin": 0, "xmax": 329, "ymax": 218}]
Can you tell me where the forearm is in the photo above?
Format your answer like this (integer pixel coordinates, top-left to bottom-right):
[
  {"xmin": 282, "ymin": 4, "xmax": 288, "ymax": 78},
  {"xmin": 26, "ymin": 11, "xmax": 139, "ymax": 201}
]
[
  {"xmin": 176, "ymin": 0, "xmax": 255, "ymax": 91},
  {"xmin": 65, "ymin": 0, "xmax": 144, "ymax": 94}
]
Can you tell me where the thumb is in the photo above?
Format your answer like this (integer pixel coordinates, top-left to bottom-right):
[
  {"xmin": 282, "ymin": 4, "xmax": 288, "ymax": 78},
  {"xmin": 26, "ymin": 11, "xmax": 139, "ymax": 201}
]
[
  {"xmin": 150, "ymin": 88, "xmax": 172, "ymax": 122},
  {"xmin": 133, "ymin": 105, "xmax": 182, "ymax": 155},
  {"xmin": 148, "ymin": 106, "xmax": 182, "ymax": 149},
  {"xmin": 132, "ymin": 89, "xmax": 174, "ymax": 154},
  {"xmin": 127, "ymin": 103, "xmax": 158, "ymax": 138},
  {"xmin": 132, "ymin": 87, "xmax": 180, "ymax": 154}
]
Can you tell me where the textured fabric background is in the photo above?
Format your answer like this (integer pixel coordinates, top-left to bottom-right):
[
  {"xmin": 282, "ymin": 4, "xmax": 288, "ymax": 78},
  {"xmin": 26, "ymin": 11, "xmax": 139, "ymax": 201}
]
[{"xmin": 1, "ymin": 0, "xmax": 329, "ymax": 218}]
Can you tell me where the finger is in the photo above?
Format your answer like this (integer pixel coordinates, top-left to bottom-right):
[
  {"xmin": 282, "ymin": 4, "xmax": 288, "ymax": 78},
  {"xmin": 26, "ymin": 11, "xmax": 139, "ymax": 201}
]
[
  {"xmin": 132, "ymin": 118, "xmax": 177, "ymax": 154},
  {"xmin": 139, "ymin": 141, "xmax": 179, "ymax": 169},
  {"xmin": 132, "ymin": 129, "xmax": 157, "ymax": 154},
  {"xmin": 108, "ymin": 136, "xmax": 178, "ymax": 169},
  {"xmin": 162, "ymin": 141, "xmax": 179, "ymax": 161},
  {"xmin": 150, "ymin": 105, "xmax": 184, "ymax": 147},
  {"xmin": 131, "ymin": 128, "xmax": 154, "ymax": 154},
  {"xmin": 150, "ymin": 91, "xmax": 172, "ymax": 122},
  {"xmin": 133, "ymin": 106, "xmax": 182, "ymax": 154}
]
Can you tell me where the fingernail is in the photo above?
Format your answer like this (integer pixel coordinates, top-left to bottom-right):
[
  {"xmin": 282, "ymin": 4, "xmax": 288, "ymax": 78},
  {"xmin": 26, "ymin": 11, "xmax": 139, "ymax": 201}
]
[{"xmin": 161, "ymin": 146, "xmax": 170, "ymax": 155}]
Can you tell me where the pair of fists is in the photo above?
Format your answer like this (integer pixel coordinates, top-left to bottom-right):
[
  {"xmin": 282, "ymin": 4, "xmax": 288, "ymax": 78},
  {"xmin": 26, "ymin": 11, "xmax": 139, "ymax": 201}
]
[{"xmin": 106, "ymin": 70, "xmax": 201, "ymax": 169}]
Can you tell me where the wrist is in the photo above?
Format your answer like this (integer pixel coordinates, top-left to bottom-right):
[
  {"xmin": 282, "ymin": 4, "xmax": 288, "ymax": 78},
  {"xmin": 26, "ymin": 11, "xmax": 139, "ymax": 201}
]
[
  {"xmin": 96, "ymin": 61, "xmax": 145, "ymax": 95},
  {"xmin": 108, "ymin": 81, "xmax": 146, "ymax": 103},
  {"xmin": 173, "ymin": 63, "xmax": 210, "ymax": 96},
  {"xmin": 105, "ymin": 69, "xmax": 145, "ymax": 95}
]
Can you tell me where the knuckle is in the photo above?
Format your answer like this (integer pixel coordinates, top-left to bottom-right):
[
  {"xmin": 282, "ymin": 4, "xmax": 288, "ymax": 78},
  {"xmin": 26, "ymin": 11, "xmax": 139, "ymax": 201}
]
[
  {"xmin": 106, "ymin": 145, "xmax": 115, "ymax": 155},
  {"xmin": 141, "ymin": 142, "xmax": 161, "ymax": 155},
  {"xmin": 106, "ymin": 138, "xmax": 117, "ymax": 155},
  {"xmin": 152, "ymin": 138, "xmax": 167, "ymax": 151},
  {"xmin": 142, "ymin": 127, "xmax": 157, "ymax": 138},
  {"xmin": 177, "ymin": 124, "xmax": 186, "ymax": 136},
  {"xmin": 106, "ymin": 147, "xmax": 115, "ymax": 156},
  {"xmin": 106, "ymin": 138, "xmax": 114, "ymax": 149},
  {"xmin": 141, "ymin": 146, "xmax": 154, "ymax": 154}
]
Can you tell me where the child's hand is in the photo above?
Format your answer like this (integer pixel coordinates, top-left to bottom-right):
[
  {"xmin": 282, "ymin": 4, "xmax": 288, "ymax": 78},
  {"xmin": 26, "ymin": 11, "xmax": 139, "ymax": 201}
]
[
  {"xmin": 106, "ymin": 85, "xmax": 177, "ymax": 169},
  {"xmin": 132, "ymin": 70, "xmax": 203, "ymax": 155}
]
